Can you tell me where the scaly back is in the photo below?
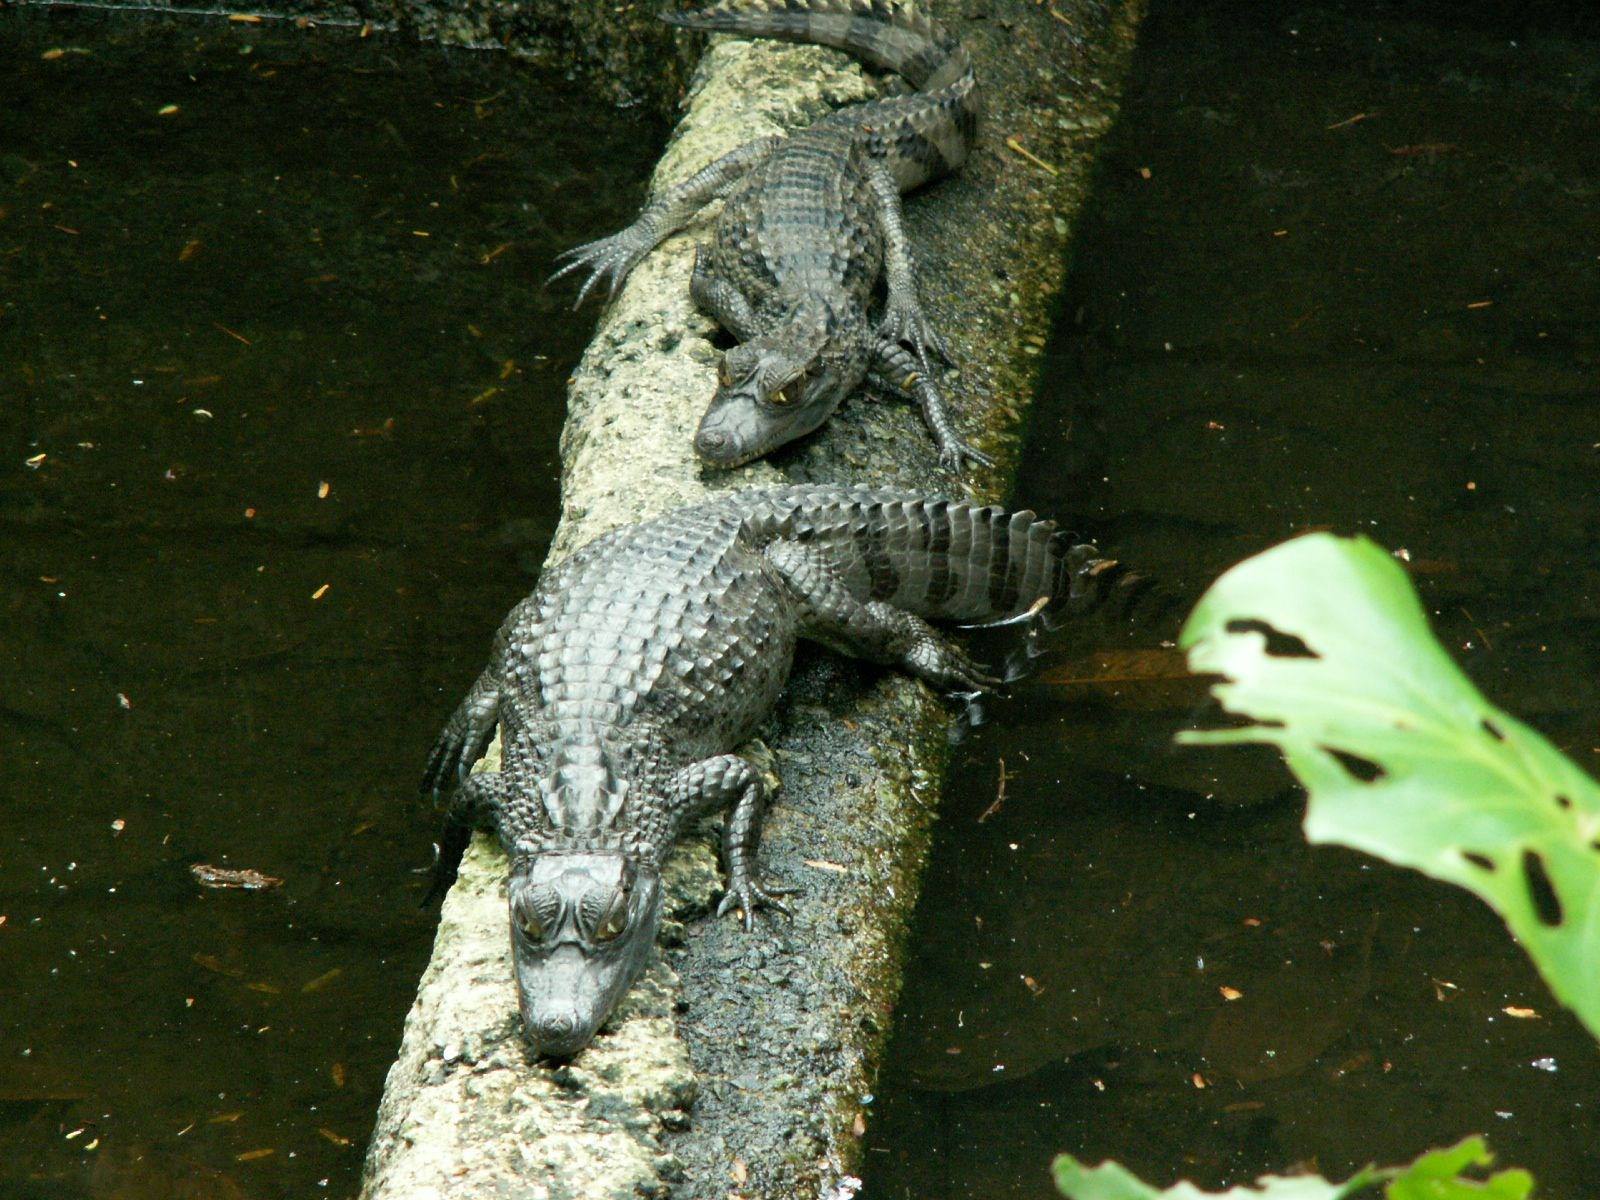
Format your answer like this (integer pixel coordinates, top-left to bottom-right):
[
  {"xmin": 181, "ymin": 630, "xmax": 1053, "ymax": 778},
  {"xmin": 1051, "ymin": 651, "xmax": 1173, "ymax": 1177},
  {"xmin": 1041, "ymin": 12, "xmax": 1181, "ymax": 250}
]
[{"xmin": 664, "ymin": 0, "xmax": 978, "ymax": 186}]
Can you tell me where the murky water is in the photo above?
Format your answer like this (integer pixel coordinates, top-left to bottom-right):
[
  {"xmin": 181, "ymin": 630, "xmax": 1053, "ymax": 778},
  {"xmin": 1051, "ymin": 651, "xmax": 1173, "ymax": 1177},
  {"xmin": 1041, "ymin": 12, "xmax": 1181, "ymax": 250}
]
[
  {"xmin": 0, "ymin": 12, "xmax": 659, "ymax": 1197},
  {"xmin": 867, "ymin": 0, "xmax": 1599, "ymax": 1196}
]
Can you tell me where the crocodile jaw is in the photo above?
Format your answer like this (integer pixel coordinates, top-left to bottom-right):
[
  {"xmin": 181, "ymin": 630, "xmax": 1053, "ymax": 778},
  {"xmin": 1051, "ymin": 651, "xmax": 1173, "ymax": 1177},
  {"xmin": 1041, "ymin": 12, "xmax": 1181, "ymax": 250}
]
[
  {"xmin": 510, "ymin": 877, "xmax": 663, "ymax": 1058},
  {"xmin": 694, "ymin": 384, "xmax": 838, "ymax": 468}
]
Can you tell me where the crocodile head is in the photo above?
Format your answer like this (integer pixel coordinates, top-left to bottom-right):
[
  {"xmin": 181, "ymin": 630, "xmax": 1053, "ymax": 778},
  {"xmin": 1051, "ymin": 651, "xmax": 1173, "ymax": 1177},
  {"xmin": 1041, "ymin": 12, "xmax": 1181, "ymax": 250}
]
[
  {"xmin": 506, "ymin": 851, "xmax": 663, "ymax": 1058},
  {"xmin": 695, "ymin": 299, "xmax": 869, "ymax": 468}
]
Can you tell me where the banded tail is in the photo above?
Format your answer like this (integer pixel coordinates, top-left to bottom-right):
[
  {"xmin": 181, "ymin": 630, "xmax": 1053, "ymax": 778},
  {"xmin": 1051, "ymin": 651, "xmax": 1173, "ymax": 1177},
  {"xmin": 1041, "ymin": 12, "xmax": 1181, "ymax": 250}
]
[
  {"xmin": 663, "ymin": 0, "xmax": 977, "ymax": 184},
  {"xmin": 737, "ymin": 486, "xmax": 1106, "ymax": 627}
]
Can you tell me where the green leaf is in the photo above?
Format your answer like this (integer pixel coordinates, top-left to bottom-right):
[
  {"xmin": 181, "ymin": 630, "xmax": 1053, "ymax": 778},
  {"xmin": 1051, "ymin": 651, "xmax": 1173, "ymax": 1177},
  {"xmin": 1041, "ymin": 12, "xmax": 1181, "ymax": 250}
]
[
  {"xmin": 1052, "ymin": 1140, "xmax": 1533, "ymax": 1200},
  {"xmin": 1177, "ymin": 533, "xmax": 1600, "ymax": 1041},
  {"xmin": 1386, "ymin": 1137, "xmax": 1535, "ymax": 1199},
  {"xmin": 1051, "ymin": 1155, "xmax": 1375, "ymax": 1200}
]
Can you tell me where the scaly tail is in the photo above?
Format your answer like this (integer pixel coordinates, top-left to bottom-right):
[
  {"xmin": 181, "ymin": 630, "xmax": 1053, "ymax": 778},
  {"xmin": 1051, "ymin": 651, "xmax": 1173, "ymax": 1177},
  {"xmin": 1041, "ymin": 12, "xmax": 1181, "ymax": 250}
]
[
  {"xmin": 735, "ymin": 486, "xmax": 1107, "ymax": 626},
  {"xmin": 663, "ymin": 0, "xmax": 977, "ymax": 186}
]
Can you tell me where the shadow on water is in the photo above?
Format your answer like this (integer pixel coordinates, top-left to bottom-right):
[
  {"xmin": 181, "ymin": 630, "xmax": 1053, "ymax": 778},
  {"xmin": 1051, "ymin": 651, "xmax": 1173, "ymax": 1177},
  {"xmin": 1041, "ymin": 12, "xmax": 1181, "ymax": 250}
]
[
  {"xmin": 0, "ymin": 11, "xmax": 660, "ymax": 1197},
  {"xmin": 868, "ymin": 0, "xmax": 1599, "ymax": 1196}
]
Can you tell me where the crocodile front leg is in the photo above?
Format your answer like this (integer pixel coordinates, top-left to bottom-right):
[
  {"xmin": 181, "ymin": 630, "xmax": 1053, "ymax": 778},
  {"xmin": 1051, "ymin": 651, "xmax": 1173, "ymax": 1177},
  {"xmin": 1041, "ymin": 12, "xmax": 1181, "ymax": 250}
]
[
  {"xmin": 765, "ymin": 539, "xmax": 1001, "ymax": 692},
  {"xmin": 865, "ymin": 157, "xmax": 951, "ymax": 372},
  {"xmin": 870, "ymin": 339, "xmax": 994, "ymax": 475},
  {"xmin": 424, "ymin": 770, "xmax": 509, "ymax": 906},
  {"xmin": 551, "ymin": 135, "xmax": 783, "ymax": 307},
  {"xmin": 668, "ymin": 754, "xmax": 795, "ymax": 931},
  {"xmin": 422, "ymin": 669, "xmax": 500, "ymax": 798},
  {"xmin": 690, "ymin": 244, "xmax": 762, "ymax": 340}
]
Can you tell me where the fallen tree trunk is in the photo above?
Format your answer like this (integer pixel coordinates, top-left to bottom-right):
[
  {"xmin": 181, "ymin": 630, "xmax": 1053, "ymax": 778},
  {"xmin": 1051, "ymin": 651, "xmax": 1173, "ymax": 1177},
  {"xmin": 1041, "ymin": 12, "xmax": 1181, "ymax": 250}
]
[{"xmin": 359, "ymin": 3, "xmax": 1143, "ymax": 1196}]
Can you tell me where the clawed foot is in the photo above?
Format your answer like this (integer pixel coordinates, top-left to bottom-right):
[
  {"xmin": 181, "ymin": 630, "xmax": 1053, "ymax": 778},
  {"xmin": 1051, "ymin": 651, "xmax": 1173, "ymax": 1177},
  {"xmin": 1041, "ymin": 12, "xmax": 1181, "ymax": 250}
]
[
  {"xmin": 880, "ymin": 301, "xmax": 953, "ymax": 374},
  {"xmin": 716, "ymin": 874, "xmax": 799, "ymax": 932},
  {"xmin": 909, "ymin": 638, "xmax": 1003, "ymax": 693},
  {"xmin": 418, "ymin": 844, "xmax": 452, "ymax": 909},
  {"xmin": 938, "ymin": 437, "xmax": 996, "ymax": 476},
  {"xmin": 549, "ymin": 229, "xmax": 651, "ymax": 308}
]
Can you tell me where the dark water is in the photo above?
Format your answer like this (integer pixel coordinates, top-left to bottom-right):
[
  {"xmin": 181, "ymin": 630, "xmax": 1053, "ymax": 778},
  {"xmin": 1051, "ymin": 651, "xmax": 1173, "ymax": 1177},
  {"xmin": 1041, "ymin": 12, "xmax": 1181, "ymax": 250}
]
[
  {"xmin": 867, "ymin": 1, "xmax": 1600, "ymax": 1196},
  {"xmin": 0, "ymin": 12, "xmax": 658, "ymax": 1197}
]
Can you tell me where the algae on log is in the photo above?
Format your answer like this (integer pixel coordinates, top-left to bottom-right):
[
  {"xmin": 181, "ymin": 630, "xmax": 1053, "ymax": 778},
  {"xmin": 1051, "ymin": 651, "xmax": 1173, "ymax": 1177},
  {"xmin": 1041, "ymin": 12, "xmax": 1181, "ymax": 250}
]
[{"xmin": 361, "ymin": 2, "xmax": 1143, "ymax": 1197}]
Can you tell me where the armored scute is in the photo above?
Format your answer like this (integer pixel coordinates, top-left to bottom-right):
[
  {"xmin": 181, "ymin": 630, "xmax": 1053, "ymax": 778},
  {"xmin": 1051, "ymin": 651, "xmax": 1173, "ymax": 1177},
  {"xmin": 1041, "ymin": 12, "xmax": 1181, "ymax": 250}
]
[
  {"xmin": 424, "ymin": 485, "xmax": 1106, "ymax": 1056},
  {"xmin": 554, "ymin": 0, "xmax": 991, "ymax": 472}
]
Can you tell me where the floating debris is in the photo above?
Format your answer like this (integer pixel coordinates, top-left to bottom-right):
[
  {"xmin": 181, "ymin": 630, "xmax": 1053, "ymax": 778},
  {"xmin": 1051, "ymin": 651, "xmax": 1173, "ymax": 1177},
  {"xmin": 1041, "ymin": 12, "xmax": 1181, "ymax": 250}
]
[
  {"xmin": 1326, "ymin": 110, "xmax": 1377, "ymax": 130},
  {"xmin": 301, "ymin": 967, "xmax": 343, "ymax": 994},
  {"xmin": 193, "ymin": 954, "xmax": 244, "ymax": 978},
  {"xmin": 190, "ymin": 864, "xmax": 284, "ymax": 891},
  {"xmin": 1004, "ymin": 135, "xmax": 1058, "ymax": 175}
]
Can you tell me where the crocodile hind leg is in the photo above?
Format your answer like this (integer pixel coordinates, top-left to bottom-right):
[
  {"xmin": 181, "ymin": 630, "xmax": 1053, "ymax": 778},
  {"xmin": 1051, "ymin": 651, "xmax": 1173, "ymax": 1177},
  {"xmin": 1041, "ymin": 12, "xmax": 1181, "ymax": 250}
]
[
  {"xmin": 551, "ymin": 135, "xmax": 783, "ymax": 307},
  {"xmin": 865, "ymin": 157, "xmax": 951, "ymax": 371},
  {"xmin": 869, "ymin": 339, "xmax": 994, "ymax": 475},
  {"xmin": 666, "ymin": 754, "xmax": 795, "ymax": 931},
  {"xmin": 765, "ymin": 539, "xmax": 1000, "ymax": 693}
]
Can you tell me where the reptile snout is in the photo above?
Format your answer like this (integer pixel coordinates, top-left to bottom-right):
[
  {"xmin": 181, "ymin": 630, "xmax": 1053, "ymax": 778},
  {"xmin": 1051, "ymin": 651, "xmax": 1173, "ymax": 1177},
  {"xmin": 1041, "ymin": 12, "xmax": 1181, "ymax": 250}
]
[
  {"xmin": 695, "ymin": 427, "xmax": 730, "ymax": 457},
  {"xmin": 528, "ymin": 1010, "xmax": 583, "ymax": 1055},
  {"xmin": 534, "ymin": 1011, "xmax": 575, "ymax": 1039}
]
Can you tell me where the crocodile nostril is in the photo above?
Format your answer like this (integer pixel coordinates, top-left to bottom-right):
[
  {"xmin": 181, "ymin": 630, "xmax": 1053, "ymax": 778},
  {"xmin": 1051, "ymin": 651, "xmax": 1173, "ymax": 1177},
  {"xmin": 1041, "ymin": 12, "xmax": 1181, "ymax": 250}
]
[
  {"xmin": 696, "ymin": 429, "xmax": 728, "ymax": 455},
  {"xmin": 533, "ymin": 1012, "xmax": 577, "ymax": 1043}
]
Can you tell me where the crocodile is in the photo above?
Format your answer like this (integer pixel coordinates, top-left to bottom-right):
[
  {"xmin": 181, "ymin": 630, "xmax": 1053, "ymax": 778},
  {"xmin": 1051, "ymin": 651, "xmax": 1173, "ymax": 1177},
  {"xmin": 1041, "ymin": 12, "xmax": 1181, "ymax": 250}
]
[
  {"xmin": 551, "ymin": 0, "xmax": 992, "ymax": 474},
  {"xmin": 422, "ymin": 485, "xmax": 1105, "ymax": 1057}
]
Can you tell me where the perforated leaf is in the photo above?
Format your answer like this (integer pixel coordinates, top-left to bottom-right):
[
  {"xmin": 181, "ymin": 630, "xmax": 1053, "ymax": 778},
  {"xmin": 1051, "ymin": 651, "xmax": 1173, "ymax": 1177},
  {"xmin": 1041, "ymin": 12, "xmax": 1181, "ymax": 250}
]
[
  {"xmin": 1052, "ymin": 1156, "xmax": 1372, "ymax": 1200},
  {"xmin": 1053, "ymin": 1138, "xmax": 1532, "ymax": 1200},
  {"xmin": 1385, "ymin": 1137, "xmax": 1533, "ymax": 1199},
  {"xmin": 1179, "ymin": 533, "xmax": 1600, "ymax": 1041}
]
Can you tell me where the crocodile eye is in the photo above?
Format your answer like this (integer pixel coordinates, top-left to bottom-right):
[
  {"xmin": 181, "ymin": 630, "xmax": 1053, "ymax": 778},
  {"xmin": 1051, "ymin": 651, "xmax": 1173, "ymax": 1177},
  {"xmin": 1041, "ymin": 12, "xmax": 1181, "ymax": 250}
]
[
  {"xmin": 511, "ymin": 888, "xmax": 551, "ymax": 942},
  {"xmin": 593, "ymin": 894, "xmax": 628, "ymax": 943},
  {"xmin": 717, "ymin": 357, "xmax": 733, "ymax": 388},
  {"xmin": 769, "ymin": 380, "xmax": 802, "ymax": 407}
]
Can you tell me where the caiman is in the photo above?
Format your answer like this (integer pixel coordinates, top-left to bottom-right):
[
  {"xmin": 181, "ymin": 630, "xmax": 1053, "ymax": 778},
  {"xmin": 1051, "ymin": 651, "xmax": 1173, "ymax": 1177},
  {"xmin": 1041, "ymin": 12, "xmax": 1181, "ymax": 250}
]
[
  {"xmin": 423, "ymin": 485, "xmax": 1105, "ymax": 1057},
  {"xmin": 552, "ymin": 0, "xmax": 991, "ymax": 474}
]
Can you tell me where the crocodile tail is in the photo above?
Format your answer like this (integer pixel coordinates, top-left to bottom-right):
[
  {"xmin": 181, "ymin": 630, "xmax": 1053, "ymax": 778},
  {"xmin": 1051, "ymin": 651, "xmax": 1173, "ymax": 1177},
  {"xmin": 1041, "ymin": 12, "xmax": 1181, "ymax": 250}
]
[
  {"xmin": 855, "ymin": 496, "xmax": 1108, "ymax": 625},
  {"xmin": 663, "ymin": 0, "xmax": 966, "ymax": 88},
  {"xmin": 665, "ymin": 1, "xmax": 976, "ymax": 183},
  {"xmin": 735, "ymin": 487, "xmax": 1094, "ymax": 625}
]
